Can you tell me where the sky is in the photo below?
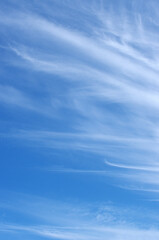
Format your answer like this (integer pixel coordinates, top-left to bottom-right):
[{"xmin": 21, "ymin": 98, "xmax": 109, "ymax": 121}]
[{"xmin": 1, "ymin": 0, "xmax": 159, "ymax": 239}]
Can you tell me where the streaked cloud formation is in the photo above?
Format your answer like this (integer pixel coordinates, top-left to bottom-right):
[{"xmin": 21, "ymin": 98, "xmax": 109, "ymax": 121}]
[
  {"xmin": 0, "ymin": 193, "xmax": 159, "ymax": 240},
  {"xmin": 1, "ymin": 0, "xmax": 159, "ymax": 239}
]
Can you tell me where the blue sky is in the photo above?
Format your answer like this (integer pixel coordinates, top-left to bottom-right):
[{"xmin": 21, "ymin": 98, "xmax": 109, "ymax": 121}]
[{"xmin": 1, "ymin": 0, "xmax": 159, "ymax": 239}]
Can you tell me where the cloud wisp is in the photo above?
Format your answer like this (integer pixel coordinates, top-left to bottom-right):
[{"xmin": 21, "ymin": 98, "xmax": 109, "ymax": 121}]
[
  {"xmin": 1, "ymin": 193, "xmax": 159, "ymax": 240},
  {"xmin": 1, "ymin": 1, "xmax": 159, "ymax": 192}
]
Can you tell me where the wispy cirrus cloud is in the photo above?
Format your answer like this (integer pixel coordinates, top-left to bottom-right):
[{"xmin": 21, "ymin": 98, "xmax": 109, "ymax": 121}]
[
  {"xmin": 1, "ymin": 1, "xmax": 159, "ymax": 193},
  {"xmin": 0, "ymin": 191, "xmax": 141, "ymax": 224},
  {"xmin": 0, "ymin": 192, "xmax": 159, "ymax": 240},
  {"xmin": 2, "ymin": 223, "xmax": 159, "ymax": 240}
]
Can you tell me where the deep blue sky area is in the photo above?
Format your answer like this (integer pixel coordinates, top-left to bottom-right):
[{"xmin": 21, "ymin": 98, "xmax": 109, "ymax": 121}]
[{"xmin": 1, "ymin": 0, "xmax": 159, "ymax": 239}]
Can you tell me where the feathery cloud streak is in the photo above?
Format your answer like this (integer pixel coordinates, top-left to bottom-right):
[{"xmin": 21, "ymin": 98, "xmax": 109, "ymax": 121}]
[{"xmin": 1, "ymin": 0, "xmax": 159, "ymax": 208}]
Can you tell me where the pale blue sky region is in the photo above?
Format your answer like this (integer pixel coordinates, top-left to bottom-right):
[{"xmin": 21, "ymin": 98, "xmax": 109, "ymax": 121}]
[{"xmin": 1, "ymin": 0, "xmax": 159, "ymax": 239}]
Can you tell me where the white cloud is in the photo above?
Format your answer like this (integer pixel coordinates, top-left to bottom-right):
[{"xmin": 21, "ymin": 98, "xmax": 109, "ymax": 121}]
[
  {"xmin": 1, "ymin": 1, "xmax": 159, "ymax": 192},
  {"xmin": 0, "ymin": 193, "xmax": 159, "ymax": 240}
]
